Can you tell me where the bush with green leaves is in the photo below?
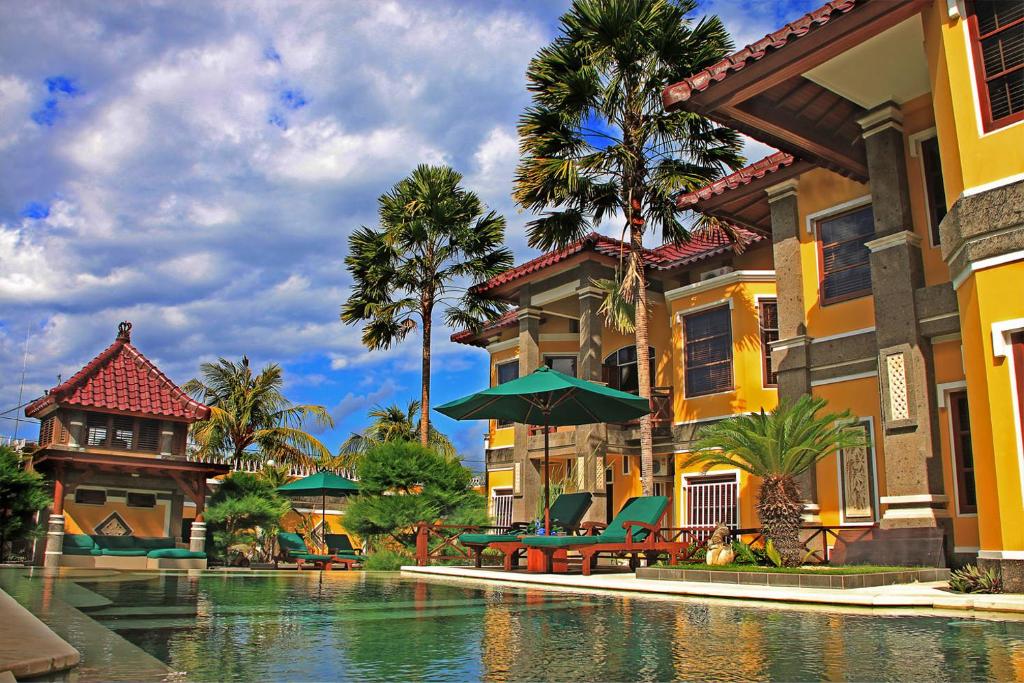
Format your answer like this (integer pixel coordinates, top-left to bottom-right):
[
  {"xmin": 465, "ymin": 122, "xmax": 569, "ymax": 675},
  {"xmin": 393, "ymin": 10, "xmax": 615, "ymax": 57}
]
[
  {"xmin": 206, "ymin": 471, "xmax": 290, "ymax": 564},
  {"xmin": 344, "ymin": 440, "xmax": 487, "ymax": 550},
  {"xmin": 0, "ymin": 446, "xmax": 49, "ymax": 562},
  {"xmin": 948, "ymin": 565, "xmax": 1002, "ymax": 594},
  {"xmin": 363, "ymin": 548, "xmax": 415, "ymax": 571}
]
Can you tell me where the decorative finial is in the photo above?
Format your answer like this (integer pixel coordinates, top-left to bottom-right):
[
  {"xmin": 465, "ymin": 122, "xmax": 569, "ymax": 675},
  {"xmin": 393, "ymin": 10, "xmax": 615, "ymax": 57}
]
[{"xmin": 117, "ymin": 321, "xmax": 132, "ymax": 341}]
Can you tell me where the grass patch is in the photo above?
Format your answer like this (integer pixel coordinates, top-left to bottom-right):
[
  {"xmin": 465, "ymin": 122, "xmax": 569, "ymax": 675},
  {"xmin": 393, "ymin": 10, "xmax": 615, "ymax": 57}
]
[{"xmin": 657, "ymin": 563, "xmax": 921, "ymax": 575}]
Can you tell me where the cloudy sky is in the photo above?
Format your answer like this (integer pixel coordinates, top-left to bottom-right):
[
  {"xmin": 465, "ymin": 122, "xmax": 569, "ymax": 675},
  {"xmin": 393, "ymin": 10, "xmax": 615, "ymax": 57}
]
[{"xmin": 0, "ymin": 0, "xmax": 816, "ymax": 467}]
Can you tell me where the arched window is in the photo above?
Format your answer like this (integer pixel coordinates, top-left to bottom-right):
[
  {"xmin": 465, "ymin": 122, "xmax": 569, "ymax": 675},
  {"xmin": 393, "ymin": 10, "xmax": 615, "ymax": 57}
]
[{"xmin": 602, "ymin": 345, "xmax": 655, "ymax": 394}]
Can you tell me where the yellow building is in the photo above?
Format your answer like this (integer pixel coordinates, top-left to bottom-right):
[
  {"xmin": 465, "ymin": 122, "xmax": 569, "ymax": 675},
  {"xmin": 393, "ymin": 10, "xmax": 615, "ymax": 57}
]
[{"xmin": 457, "ymin": 0, "xmax": 1024, "ymax": 589}]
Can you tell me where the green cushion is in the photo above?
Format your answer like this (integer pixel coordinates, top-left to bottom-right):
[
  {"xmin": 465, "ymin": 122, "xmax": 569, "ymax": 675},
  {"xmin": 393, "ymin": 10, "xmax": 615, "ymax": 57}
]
[
  {"xmin": 459, "ymin": 533, "xmax": 521, "ymax": 546},
  {"xmin": 292, "ymin": 553, "xmax": 334, "ymax": 562},
  {"xmin": 597, "ymin": 496, "xmax": 668, "ymax": 543},
  {"xmin": 147, "ymin": 548, "xmax": 206, "ymax": 559},
  {"xmin": 324, "ymin": 534, "xmax": 358, "ymax": 554},
  {"xmin": 548, "ymin": 492, "xmax": 594, "ymax": 529},
  {"xmin": 277, "ymin": 532, "xmax": 310, "ymax": 556},
  {"xmin": 100, "ymin": 549, "xmax": 148, "ymax": 557},
  {"xmin": 93, "ymin": 535, "xmax": 140, "ymax": 550},
  {"xmin": 63, "ymin": 534, "xmax": 100, "ymax": 555},
  {"xmin": 137, "ymin": 537, "xmax": 175, "ymax": 551},
  {"xmin": 522, "ymin": 535, "xmax": 601, "ymax": 548}
]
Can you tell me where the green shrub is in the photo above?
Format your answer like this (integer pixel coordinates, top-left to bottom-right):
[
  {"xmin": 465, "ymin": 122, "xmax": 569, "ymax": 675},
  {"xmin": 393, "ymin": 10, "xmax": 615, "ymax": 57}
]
[
  {"xmin": 948, "ymin": 565, "xmax": 1002, "ymax": 594},
  {"xmin": 0, "ymin": 446, "xmax": 49, "ymax": 562},
  {"xmin": 732, "ymin": 540, "xmax": 758, "ymax": 565},
  {"xmin": 363, "ymin": 548, "xmax": 414, "ymax": 571},
  {"xmin": 765, "ymin": 539, "xmax": 783, "ymax": 567}
]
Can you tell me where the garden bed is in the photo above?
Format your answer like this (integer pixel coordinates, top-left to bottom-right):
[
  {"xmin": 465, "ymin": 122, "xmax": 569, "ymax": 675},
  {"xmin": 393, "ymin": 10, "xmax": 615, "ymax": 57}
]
[{"xmin": 637, "ymin": 564, "xmax": 950, "ymax": 589}]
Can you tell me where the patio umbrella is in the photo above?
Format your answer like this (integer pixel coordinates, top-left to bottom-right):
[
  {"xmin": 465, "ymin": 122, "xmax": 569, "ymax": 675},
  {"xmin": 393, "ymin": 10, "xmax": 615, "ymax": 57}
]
[
  {"xmin": 277, "ymin": 470, "xmax": 360, "ymax": 552},
  {"xmin": 435, "ymin": 365, "xmax": 650, "ymax": 534}
]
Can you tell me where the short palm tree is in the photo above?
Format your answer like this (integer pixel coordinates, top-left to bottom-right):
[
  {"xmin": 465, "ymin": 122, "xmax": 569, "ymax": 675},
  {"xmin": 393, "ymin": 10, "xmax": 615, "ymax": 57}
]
[
  {"xmin": 513, "ymin": 0, "xmax": 745, "ymax": 495},
  {"xmin": 342, "ymin": 164, "xmax": 513, "ymax": 447},
  {"xmin": 337, "ymin": 401, "xmax": 456, "ymax": 468},
  {"xmin": 681, "ymin": 396, "xmax": 868, "ymax": 566},
  {"xmin": 184, "ymin": 357, "xmax": 334, "ymax": 469}
]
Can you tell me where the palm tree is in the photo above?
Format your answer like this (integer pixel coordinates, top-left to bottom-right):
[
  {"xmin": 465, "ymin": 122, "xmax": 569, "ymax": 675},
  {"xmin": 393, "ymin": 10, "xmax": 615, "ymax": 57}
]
[
  {"xmin": 681, "ymin": 396, "xmax": 868, "ymax": 566},
  {"xmin": 337, "ymin": 401, "xmax": 456, "ymax": 468},
  {"xmin": 513, "ymin": 0, "xmax": 745, "ymax": 495},
  {"xmin": 184, "ymin": 356, "xmax": 334, "ymax": 469},
  {"xmin": 342, "ymin": 164, "xmax": 513, "ymax": 447}
]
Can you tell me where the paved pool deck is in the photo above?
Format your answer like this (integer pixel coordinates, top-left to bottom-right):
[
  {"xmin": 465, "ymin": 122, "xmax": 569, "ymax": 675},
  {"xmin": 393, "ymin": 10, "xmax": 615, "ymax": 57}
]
[{"xmin": 401, "ymin": 565, "xmax": 1024, "ymax": 616}]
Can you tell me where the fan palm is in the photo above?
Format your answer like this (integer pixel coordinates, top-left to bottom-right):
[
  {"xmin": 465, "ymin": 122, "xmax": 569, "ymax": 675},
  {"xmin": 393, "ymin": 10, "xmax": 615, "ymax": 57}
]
[
  {"xmin": 183, "ymin": 357, "xmax": 334, "ymax": 469},
  {"xmin": 337, "ymin": 401, "xmax": 456, "ymax": 468},
  {"xmin": 681, "ymin": 396, "xmax": 868, "ymax": 566},
  {"xmin": 342, "ymin": 164, "xmax": 513, "ymax": 447},
  {"xmin": 513, "ymin": 0, "xmax": 745, "ymax": 495}
]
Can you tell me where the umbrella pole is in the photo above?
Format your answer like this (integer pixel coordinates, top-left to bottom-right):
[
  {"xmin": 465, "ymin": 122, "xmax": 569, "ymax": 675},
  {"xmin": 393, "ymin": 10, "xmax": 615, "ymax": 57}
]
[
  {"xmin": 322, "ymin": 491, "xmax": 327, "ymax": 556},
  {"xmin": 543, "ymin": 411, "xmax": 551, "ymax": 535}
]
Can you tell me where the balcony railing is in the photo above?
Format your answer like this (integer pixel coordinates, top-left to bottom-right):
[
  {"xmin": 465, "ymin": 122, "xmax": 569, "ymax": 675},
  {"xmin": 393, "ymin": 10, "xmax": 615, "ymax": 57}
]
[{"xmin": 185, "ymin": 452, "xmax": 355, "ymax": 480}]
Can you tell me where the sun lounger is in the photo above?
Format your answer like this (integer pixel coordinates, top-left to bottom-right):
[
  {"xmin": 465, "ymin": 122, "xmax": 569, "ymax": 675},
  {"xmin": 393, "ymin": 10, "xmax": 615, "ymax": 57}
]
[{"xmin": 277, "ymin": 531, "xmax": 356, "ymax": 570}]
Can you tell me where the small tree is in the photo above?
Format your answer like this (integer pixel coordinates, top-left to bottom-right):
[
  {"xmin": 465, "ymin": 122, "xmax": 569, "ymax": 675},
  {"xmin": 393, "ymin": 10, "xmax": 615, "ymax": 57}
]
[
  {"xmin": 344, "ymin": 441, "xmax": 486, "ymax": 550},
  {"xmin": 206, "ymin": 472, "xmax": 290, "ymax": 565},
  {"xmin": 0, "ymin": 446, "xmax": 49, "ymax": 563},
  {"xmin": 337, "ymin": 401, "xmax": 456, "ymax": 468},
  {"xmin": 681, "ymin": 396, "xmax": 867, "ymax": 566}
]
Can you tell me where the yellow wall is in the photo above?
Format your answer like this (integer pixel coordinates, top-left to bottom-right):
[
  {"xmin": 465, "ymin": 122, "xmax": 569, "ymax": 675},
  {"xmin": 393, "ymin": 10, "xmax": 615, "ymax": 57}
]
[
  {"xmin": 64, "ymin": 495, "xmax": 171, "ymax": 537},
  {"xmin": 486, "ymin": 468, "xmax": 514, "ymax": 520}
]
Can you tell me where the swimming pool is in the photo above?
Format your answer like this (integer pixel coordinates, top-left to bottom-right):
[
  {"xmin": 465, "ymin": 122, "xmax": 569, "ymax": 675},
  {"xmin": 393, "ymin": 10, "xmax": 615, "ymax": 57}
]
[{"xmin": 5, "ymin": 568, "xmax": 1024, "ymax": 681}]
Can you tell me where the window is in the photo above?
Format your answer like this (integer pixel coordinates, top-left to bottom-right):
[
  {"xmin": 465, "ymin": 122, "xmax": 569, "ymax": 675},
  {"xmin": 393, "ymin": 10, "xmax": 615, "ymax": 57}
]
[
  {"xmin": 683, "ymin": 306, "xmax": 733, "ymax": 397},
  {"xmin": 602, "ymin": 346, "xmax": 655, "ymax": 394},
  {"xmin": 495, "ymin": 360, "xmax": 519, "ymax": 427},
  {"xmin": 919, "ymin": 137, "xmax": 947, "ymax": 246},
  {"xmin": 126, "ymin": 492, "xmax": 157, "ymax": 508},
  {"xmin": 545, "ymin": 355, "xmax": 577, "ymax": 377},
  {"xmin": 138, "ymin": 420, "xmax": 161, "ymax": 451},
  {"xmin": 86, "ymin": 413, "xmax": 109, "ymax": 447},
  {"xmin": 950, "ymin": 391, "xmax": 977, "ymax": 514},
  {"xmin": 111, "ymin": 415, "xmax": 134, "ymax": 450},
  {"xmin": 758, "ymin": 299, "xmax": 779, "ymax": 387},
  {"xmin": 39, "ymin": 416, "xmax": 56, "ymax": 446},
  {"xmin": 568, "ymin": 319, "xmax": 580, "ymax": 334},
  {"xmin": 75, "ymin": 488, "xmax": 107, "ymax": 505},
  {"xmin": 622, "ymin": 455, "xmax": 630, "ymax": 475},
  {"xmin": 968, "ymin": 1, "xmax": 1024, "ymax": 130},
  {"xmin": 819, "ymin": 205, "xmax": 875, "ymax": 305},
  {"xmin": 683, "ymin": 473, "xmax": 738, "ymax": 531}
]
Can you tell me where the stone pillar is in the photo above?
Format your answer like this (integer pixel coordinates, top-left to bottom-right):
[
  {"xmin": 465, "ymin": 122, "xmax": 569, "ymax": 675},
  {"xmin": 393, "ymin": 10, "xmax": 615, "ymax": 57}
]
[
  {"xmin": 766, "ymin": 178, "xmax": 818, "ymax": 521},
  {"xmin": 66, "ymin": 410, "xmax": 84, "ymax": 449},
  {"xmin": 577, "ymin": 285, "xmax": 608, "ymax": 522},
  {"xmin": 512, "ymin": 295, "xmax": 542, "ymax": 523},
  {"xmin": 43, "ymin": 469, "xmax": 65, "ymax": 568},
  {"xmin": 859, "ymin": 104, "xmax": 948, "ymax": 538},
  {"xmin": 159, "ymin": 421, "xmax": 175, "ymax": 457},
  {"xmin": 189, "ymin": 476, "xmax": 207, "ymax": 553}
]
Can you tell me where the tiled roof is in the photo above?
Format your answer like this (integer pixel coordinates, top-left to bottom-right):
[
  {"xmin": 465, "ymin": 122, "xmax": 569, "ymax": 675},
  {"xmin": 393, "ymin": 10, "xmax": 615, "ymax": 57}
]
[
  {"xmin": 25, "ymin": 322, "xmax": 210, "ymax": 421},
  {"xmin": 662, "ymin": 0, "xmax": 859, "ymax": 107},
  {"xmin": 651, "ymin": 227, "xmax": 763, "ymax": 269},
  {"xmin": 450, "ymin": 308, "xmax": 521, "ymax": 346},
  {"xmin": 675, "ymin": 152, "xmax": 797, "ymax": 209}
]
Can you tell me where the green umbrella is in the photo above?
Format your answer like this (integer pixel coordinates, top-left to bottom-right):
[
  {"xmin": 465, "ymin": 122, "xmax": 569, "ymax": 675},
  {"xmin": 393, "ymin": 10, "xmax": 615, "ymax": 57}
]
[
  {"xmin": 435, "ymin": 365, "xmax": 650, "ymax": 534},
  {"xmin": 278, "ymin": 471, "xmax": 359, "ymax": 552}
]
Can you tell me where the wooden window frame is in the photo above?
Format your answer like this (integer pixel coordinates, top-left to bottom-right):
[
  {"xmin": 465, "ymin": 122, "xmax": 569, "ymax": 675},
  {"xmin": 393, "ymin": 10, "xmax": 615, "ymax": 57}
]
[
  {"xmin": 758, "ymin": 298, "xmax": 779, "ymax": 388},
  {"xmin": 949, "ymin": 390, "xmax": 978, "ymax": 514},
  {"xmin": 683, "ymin": 306, "xmax": 734, "ymax": 398},
  {"xmin": 816, "ymin": 204, "xmax": 875, "ymax": 306},
  {"xmin": 83, "ymin": 412, "xmax": 162, "ymax": 452},
  {"xmin": 967, "ymin": 0, "xmax": 1024, "ymax": 131},
  {"xmin": 544, "ymin": 354, "xmax": 578, "ymax": 378},
  {"xmin": 126, "ymin": 491, "xmax": 157, "ymax": 508},
  {"xmin": 622, "ymin": 455, "xmax": 630, "ymax": 476},
  {"xmin": 74, "ymin": 487, "xmax": 107, "ymax": 506}
]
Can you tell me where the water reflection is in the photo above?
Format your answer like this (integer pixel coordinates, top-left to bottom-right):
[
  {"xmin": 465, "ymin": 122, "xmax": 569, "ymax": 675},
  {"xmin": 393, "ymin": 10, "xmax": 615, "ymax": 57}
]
[{"xmin": 9, "ymin": 570, "xmax": 1024, "ymax": 682}]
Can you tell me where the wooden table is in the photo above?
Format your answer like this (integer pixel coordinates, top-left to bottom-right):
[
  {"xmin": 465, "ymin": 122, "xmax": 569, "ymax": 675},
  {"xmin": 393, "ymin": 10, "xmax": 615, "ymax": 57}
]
[{"xmin": 526, "ymin": 547, "xmax": 568, "ymax": 573}]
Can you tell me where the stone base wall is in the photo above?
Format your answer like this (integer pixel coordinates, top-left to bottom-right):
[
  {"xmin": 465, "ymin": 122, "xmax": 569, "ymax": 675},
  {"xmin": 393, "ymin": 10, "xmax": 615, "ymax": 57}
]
[{"xmin": 977, "ymin": 557, "xmax": 1024, "ymax": 593}]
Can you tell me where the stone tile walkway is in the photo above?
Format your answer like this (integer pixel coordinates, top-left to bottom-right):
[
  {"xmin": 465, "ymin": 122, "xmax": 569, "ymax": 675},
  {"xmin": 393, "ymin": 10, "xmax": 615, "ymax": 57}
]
[{"xmin": 401, "ymin": 565, "xmax": 1024, "ymax": 617}]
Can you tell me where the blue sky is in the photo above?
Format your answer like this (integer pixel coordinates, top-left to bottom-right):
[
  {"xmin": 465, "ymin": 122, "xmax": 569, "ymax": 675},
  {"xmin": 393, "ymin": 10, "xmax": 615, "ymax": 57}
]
[{"xmin": 0, "ymin": 0, "xmax": 818, "ymax": 469}]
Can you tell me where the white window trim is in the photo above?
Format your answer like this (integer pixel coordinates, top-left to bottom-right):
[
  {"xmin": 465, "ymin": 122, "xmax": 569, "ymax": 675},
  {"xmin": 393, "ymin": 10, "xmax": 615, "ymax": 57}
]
[
  {"xmin": 680, "ymin": 468, "xmax": 741, "ymax": 530},
  {"xmin": 836, "ymin": 417, "xmax": 880, "ymax": 526},
  {"xmin": 938, "ymin": 381, "xmax": 978, "ymax": 517},
  {"xmin": 992, "ymin": 319, "xmax": 1024, "ymax": 506}
]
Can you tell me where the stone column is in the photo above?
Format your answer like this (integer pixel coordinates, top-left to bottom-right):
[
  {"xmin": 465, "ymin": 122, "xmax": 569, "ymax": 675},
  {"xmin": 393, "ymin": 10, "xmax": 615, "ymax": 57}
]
[
  {"xmin": 766, "ymin": 178, "xmax": 818, "ymax": 521},
  {"xmin": 189, "ymin": 476, "xmax": 207, "ymax": 553},
  {"xmin": 576, "ymin": 285, "xmax": 608, "ymax": 522},
  {"xmin": 43, "ymin": 468, "xmax": 65, "ymax": 568},
  {"xmin": 159, "ymin": 421, "xmax": 175, "ymax": 457},
  {"xmin": 859, "ymin": 103, "xmax": 947, "ymax": 535},
  {"xmin": 512, "ymin": 295, "xmax": 542, "ymax": 523},
  {"xmin": 66, "ymin": 411, "xmax": 84, "ymax": 449}
]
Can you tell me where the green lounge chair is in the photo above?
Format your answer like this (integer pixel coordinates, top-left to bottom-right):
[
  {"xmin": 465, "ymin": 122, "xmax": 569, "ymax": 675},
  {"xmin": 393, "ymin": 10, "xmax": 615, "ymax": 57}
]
[
  {"xmin": 276, "ymin": 532, "xmax": 356, "ymax": 570},
  {"xmin": 458, "ymin": 492, "xmax": 594, "ymax": 570},
  {"xmin": 521, "ymin": 495, "xmax": 688, "ymax": 575},
  {"xmin": 324, "ymin": 534, "xmax": 366, "ymax": 563}
]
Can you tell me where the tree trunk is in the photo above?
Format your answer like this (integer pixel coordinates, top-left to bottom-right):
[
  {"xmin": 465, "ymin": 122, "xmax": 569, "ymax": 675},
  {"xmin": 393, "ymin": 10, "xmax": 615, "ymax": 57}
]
[
  {"xmin": 420, "ymin": 306, "xmax": 432, "ymax": 448},
  {"xmin": 757, "ymin": 474, "xmax": 805, "ymax": 567},
  {"xmin": 630, "ymin": 226, "xmax": 655, "ymax": 497}
]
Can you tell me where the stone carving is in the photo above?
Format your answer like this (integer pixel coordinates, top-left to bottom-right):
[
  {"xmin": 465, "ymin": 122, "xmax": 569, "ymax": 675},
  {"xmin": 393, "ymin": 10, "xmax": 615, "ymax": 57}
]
[
  {"xmin": 95, "ymin": 512, "xmax": 132, "ymax": 536},
  {"xmin": 886, "ymin": 353, "xmax": 910, "ymax": 421},
  {"xmin": 705, "ymin": 522, "xmax": 735, "ymax": 566},
  {"xmin": 840, "ymin": 424, "xmax": 875, "ymax": 522}
]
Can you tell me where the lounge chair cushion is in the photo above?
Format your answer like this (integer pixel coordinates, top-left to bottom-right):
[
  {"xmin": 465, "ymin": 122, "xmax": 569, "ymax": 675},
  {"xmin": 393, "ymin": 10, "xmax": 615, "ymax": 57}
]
[
  {"xmin": 99, "ymin": 549, "xmax": 148, "ymax": 557},
  {"xmin": 522, "ymin": 535, "xmax": 601, "ymax": 548},
  {"xmin": 278, "ymin": 532, "xmax": 311, "ymax": 556},
  {"xmin": 548, "ymin": 492, "xmax": 593, "ymax": 530},
  {"xmin": 147, "ymin": 548, "xmax": 207, "ymax": 559},
  {"xmin": 324, "ymin": 534, "xmax": 360, "ymax": 554},
  {"xmin": 459, "ymin": 533, "xmax": 521, "ymax": 546},
  {"xmin": 63, "ymin": 534, "xmax": 101, "ymax": 555},
  {"xmin": 597, "ymin": 496, "xmax": 668, "ymax": 543},
  {"xmin": 292, "ymin": 552, "xmax": 334, "ymax": 563}
]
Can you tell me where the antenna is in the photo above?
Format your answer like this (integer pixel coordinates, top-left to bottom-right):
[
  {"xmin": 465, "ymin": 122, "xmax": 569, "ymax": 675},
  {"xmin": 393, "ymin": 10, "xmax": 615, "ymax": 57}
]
[{"xmin": 13, "ymin": 327, "xmax": 29, "ymax": 440}]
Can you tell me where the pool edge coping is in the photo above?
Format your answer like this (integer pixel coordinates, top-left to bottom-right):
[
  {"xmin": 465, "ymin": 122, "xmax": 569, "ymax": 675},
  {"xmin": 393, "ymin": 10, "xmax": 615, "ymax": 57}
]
[{"xmin": 0, "ymin": 587, "xmax": 80, "ymax": 679}]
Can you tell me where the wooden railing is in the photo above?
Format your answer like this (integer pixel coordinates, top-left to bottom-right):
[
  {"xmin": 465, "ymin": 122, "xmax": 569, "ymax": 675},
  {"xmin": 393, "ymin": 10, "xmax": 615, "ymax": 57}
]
[
  {"xmin": 726, "ymin": 525, "xmax": 852, "ymax": 563},
  {"xmin": 414, "ymin": 522, "xmax": 508, "ymax": 566}
]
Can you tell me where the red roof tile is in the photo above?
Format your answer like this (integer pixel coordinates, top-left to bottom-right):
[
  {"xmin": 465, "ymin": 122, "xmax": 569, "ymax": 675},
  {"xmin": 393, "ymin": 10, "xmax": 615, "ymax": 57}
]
[
  {"xmin": 651, "ymin": 227, "xmax": 762, "ymax": 269},
  {"xmin": 450, "ymin": 308, "xmax": 521, "ymax": 347},
  {"xmin": 662, "ymin": 0, "xmax": 859, "ymax": 108},
  {"xmin": 675, "ymin": 152, "xmax": 797, "ymax": 209},
  {"xmin": 25, "ymin": 322, "xmax": 210, "ymax": 421}
]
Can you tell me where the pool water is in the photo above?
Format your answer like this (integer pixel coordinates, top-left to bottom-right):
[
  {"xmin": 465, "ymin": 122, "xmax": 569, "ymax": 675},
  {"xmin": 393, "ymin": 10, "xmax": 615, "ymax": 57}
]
[{"xmin": 9, "ymin": 569, "xmax": 1024, "ymax": 681}]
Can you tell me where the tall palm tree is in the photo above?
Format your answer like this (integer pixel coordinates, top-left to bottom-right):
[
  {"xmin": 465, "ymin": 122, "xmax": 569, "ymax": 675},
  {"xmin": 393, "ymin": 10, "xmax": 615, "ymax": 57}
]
[
  {"xmin": 681, "ymin": 396, "xmax": 868, "ymax": 566},
  {"xmin": 342, "ymin": 164, "xmax": 513, "ymax": 447},
  {"xmin": 513, "ymin": 0, "xmax": 745, "ymax": 495},
  {"xmin": 337, "ymin": 401, "xmax": 456, "ymax": 468},
  {"xmin": 184, "ymin": 357, "xmax": 334, "ymax": 469}
]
